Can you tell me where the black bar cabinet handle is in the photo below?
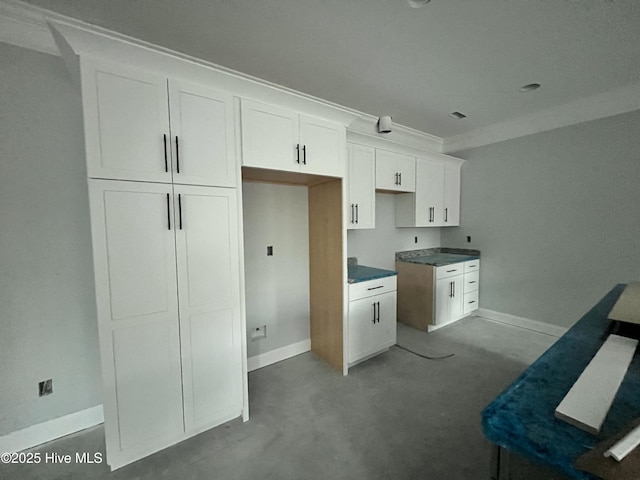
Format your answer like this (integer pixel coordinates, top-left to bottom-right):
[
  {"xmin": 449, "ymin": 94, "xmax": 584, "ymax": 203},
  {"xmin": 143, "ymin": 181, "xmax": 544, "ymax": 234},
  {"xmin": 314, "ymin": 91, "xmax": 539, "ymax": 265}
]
[
  {"xmin": 350, "ymin": 204, "xmax": 354, "ymax": 224},
  {"xmin": 355, "ymin": 204, "xmax": 359, "ymax": 223},
  {"xmin": 302, "ymin": 145, "xmax": 307, "ymax": 165},
  {"xmin": 445, "ymin": 208, "xmax": 448, "ymax": 222},
  {"xmin": 296, "ymin": 144, "xmax": 300, "ymax": 164},
  {"xmin": 376, "ymin": 302, "xmax": 380, "ymax": 323},
  {"xmin": 178, "ymin": 194, "xmax": 183, "ymax": 230},
  {"xmin": 175, "ymin": 136, "xmax": 180, "ymax": 173},
  {"xmin": 399, "ymin": 172, "xmax": 402, "ymax": 185},
  {"xmin": 372, "ymin": 303, "xmax": 376, "ymax": 324},
  {"xmin": 163, "ymin": 134, "xmax": 168, "ymax": 172},
  {"xmin": 166, "ymin": 193, "xmax": 171, "ymax": 230}
]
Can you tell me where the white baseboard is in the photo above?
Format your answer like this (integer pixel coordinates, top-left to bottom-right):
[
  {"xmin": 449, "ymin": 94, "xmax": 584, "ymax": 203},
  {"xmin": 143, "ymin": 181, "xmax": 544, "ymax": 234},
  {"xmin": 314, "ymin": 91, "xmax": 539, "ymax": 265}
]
[
  {"xmin": 247, "ymin": 339, "xmax": 311, "ymax": 372},
  {"xmin": 477, "ymin": 308, "xmax": 568, "ymax": 338},
  {"xmin": 0, "ymin": 405, "xmax": 104, "ymax": 453}
]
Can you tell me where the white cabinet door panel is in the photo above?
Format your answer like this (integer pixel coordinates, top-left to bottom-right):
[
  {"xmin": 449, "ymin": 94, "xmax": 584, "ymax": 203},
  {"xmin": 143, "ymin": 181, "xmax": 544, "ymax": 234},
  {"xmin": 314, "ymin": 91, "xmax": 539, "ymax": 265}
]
[
  {"xmin": 173, "ymin": 186, "xmax": 243, "ymax": 431},
  {"xmin": 241, "ymin": 100, "xmax": 299, "ymax": 171},
  {"xmin": 89, "ymin": 180, "xmax": 183, "ymax": 468},
  {"xmin": 371, "ymin": 291, "xmax": 397, "ymax": 353},
  {"xmin": 420, "ymin": 158, "xmax": 445, "ymax": 226},
  {"xmin": 83, "ymin": 62, "xmax": 171, "ymax": 183},
  {"xmin": 395, "ymin": 154, "xmax": 416, "ymax": 192},
  {"xmin": 348, "ymin": 297, "xmax": 375, "ymax": 363},
  {"xmin": 299, "ymin": 115, "xmax": 344, "ymax": 177},
  {"xmin": 375, "ymin": 149, "xmax": 401, "ymax": 191},
  {"xmin": 112, "ymin": 322, "xmax": 184, "ymax": 451},
  {"xmin": 168, "ymin": 81, "xmax": 236, "ymax": 187},
  {"xmin": 347, "ymin": 143, "xmax": 375, "ymax": 229},
  {"xmin": 444, "ymin": 164, "xmax": 461, "ymax": 226},
  {"xmin": 102, "ymin": 189, "xmax": 176, "ymax": 321}
]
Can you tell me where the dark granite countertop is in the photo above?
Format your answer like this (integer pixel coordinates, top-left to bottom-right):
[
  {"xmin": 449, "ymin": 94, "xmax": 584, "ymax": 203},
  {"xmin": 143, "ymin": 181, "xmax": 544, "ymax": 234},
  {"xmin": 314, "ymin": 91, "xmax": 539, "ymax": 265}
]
[
  {"xmin": 347, "ymin": 258, "xmax": 397, "ymax": 284},
  {"xmin": 395, "ymin": 248, "xmax": 480, "ymax": 267}
]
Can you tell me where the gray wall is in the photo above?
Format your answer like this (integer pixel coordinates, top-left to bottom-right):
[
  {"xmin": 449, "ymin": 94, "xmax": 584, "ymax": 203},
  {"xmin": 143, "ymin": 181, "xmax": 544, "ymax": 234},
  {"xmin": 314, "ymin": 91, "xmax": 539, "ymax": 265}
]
[
  {"xmin": 0, "ymin": 43, "xmax": 102, "ymax": 435},
  {"xmin": 442, "ymin": 110, "xmax": 640, "ymax": 328},
  {"xmin": 242, "ymin": 182, "xmax": 310, "ymax": 358},
  {"xmin": 347, "ymin": 193, "xmax": 440, "ymax": 271}
]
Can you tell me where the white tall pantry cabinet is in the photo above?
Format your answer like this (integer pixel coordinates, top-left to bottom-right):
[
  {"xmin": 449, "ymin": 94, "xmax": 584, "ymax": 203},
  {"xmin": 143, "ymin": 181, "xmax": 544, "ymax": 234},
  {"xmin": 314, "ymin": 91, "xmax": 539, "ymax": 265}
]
[{"xmin": 79, "ymin": 59, "xmax": 245, "ymax": 469}]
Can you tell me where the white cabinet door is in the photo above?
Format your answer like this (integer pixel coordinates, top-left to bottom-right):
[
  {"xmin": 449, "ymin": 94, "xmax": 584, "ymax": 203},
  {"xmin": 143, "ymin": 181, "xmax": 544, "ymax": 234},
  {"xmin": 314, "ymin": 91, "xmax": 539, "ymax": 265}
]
[
  {"xmin": 173, "ymin": 185, "xmax": 243, "ymax": 432},
  {"xmin": 435, "ymin": 276, "xmax": 464, "ymax": 326},
  {"xmin": 299, "ymin": 115, "xmax": 345, "ymax": 177},
  {"xmin": 240, "ymin": 99, "xmax": 300, "ymax": 172},
  {"xmin": 375, "ymin": 149, "xmax": 415, "ymax": 192},
  {"xmin": 420, "ymin": 158, "xmax": 446, "ymax": 226},
  {"xmin": 82, "ymin": 61, "xmax": 172, "ymax": 183},
  {"xmin": 168, "ymin": 81, "xmax": 237, "ymax": 187},
  {"xmin": 348, "ymin": 297, "xmax": 375, "ymax": 364},
  {"xmin": 443, "ymin": 163, "xmax": 461, "ymax": 226},
  {"xmin": 88, "ymin": 180, "xmax": 184, "ymax": 468},
  {"xmin": 395, "ymin": 154, "xmax": 416, "ymax": 192},
  {"xmin": 347, "ymin": 143, "xmax": 375, "ymax": 229},
  {"xmin": 449, "ymin": 276, "xmax": 464, "ymax": 320},
  {"xmin": 371, "ymin": 291, "xmax": 397, "ymax": 353}
]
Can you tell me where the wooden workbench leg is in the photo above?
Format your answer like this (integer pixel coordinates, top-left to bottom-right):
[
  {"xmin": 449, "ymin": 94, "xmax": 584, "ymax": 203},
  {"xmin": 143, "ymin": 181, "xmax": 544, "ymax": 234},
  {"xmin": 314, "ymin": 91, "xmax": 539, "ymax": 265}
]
[{"xmin": 490, "ymin": 445, "xmax": 511, "ymax": 480}]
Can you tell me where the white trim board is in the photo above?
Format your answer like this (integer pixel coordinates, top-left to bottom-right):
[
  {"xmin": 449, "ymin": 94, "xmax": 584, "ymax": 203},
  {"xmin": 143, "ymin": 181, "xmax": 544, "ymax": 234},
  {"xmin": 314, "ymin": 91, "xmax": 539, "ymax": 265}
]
[
  {"xmin": 477, "ymin": 308, "xmax": 568, "ymax": 338},
  {"xmin": 247, "ymin": 339, "xmax": 311, "ymax": 372},
  {"xmin": 555, "ymin": 334, "xmax": 637, "ymax": 435},
  {"xmin": 0, "ymin": 405, "xmax": 104, "ymax": 453}
]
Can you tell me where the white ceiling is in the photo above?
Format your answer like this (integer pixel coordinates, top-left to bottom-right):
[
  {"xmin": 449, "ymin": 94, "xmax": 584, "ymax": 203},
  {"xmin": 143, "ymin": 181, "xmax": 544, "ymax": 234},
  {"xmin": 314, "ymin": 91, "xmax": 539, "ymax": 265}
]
[{"xmin": 15, "ymin": 0, "xmax": 640, "ymax": 145}]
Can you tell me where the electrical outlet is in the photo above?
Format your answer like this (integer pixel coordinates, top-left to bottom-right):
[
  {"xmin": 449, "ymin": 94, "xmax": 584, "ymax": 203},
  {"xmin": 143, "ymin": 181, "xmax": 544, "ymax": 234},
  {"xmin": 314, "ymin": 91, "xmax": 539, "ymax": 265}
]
[
  {"xmin": 251, "ymin": 325, "xmax": 267, "ymax": 341},
  {"xmin": 39, "ymin": 379, "xmax": 53, "ymax": 397},
  {"xmin": 267, "ymin": 246, "xmax": 273, "ymax": 256}
]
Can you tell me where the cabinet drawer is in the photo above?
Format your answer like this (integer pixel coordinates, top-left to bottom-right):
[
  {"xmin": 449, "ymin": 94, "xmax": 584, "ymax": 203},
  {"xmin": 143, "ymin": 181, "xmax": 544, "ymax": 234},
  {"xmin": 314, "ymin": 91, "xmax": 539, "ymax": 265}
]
[
  {"xmin": 463, "ymin": 291, "xmax": 479, "ymax": 315},
  {"xmin": 464, "ymin": 271, "xmax": 479, "ymax": 293},
  {"xmin": 436, "ymin": 264, "xmax": 464, "ymax": 280},
  {"xmin": 464, "ymin": 259, "xmax": 480, "ymax": 273},
  {"xmin": 349, "ymin": 275, "xmax": 397, "ymax": 301}
]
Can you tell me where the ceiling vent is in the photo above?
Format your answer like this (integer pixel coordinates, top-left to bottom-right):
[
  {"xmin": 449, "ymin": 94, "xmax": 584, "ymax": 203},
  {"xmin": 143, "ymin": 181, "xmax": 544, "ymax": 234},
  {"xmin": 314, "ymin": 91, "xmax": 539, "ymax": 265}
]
[{"xmin": 449, "ymin": 111, "xmax": 467, "ymax": 119}]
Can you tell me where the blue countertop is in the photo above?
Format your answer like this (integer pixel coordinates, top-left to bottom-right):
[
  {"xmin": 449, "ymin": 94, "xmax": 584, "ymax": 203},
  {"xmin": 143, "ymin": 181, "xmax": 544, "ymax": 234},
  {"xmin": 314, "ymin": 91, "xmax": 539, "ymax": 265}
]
[
  {"xmin": 482, "ymin": 284, "xmax": 636, "ymax": 479},
  {"xmin": 348, "ymin": 265, "xmax": 397, "ymax": 284}
]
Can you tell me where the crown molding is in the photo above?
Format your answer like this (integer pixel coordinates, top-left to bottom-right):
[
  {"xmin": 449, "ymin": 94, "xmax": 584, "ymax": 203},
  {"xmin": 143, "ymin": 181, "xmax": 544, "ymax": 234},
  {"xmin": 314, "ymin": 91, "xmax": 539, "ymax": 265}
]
[
  {"xmin": 347, "ymin": 115, "xmax": 444, "ymax": 155},
  {"xmin": 443, "ymin": 81, "xmax": 640, "ymax": 154},
  {"xmin": 0, "ymin": 0, "xmax": 58, "ymax": 55}
]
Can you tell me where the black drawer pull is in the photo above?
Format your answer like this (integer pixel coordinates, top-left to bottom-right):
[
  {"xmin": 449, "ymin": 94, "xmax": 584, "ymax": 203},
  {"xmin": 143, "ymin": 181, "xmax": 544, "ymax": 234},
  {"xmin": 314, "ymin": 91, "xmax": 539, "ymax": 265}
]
[{"xmin": 367, "ymin": 285, "xmax": 384, "ymax": 291}]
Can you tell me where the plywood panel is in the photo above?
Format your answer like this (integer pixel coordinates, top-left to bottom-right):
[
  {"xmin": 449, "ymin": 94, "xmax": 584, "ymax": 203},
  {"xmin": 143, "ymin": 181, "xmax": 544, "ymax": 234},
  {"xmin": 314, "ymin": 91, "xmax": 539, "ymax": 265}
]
[
  {"xmin": 555, "ymin": 334, "xmax": 638, "ymax": 434},
  {"xmin": 308, "ymin": 180, "xmax": 343, "ymax": 371},
  {"xmin": 396, "ymin": 261, "xmax": 434, "ymax": 331}
]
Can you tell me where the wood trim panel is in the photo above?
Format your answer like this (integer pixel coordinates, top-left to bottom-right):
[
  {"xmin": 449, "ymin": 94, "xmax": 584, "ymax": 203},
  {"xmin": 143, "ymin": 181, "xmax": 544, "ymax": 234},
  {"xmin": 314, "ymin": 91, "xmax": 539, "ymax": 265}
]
[
  {"xmin": 308, "ymin": 179, "xmax": 343, "ymax": 371},
  {"xmin": 396, "ymin": 261, "xmax": 434, "ymax": 331}
]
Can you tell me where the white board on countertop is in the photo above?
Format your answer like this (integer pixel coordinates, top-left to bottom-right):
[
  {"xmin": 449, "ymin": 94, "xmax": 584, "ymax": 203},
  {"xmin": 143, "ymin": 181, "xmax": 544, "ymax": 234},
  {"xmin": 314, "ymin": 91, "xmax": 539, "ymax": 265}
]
[
  {"xmin": 608, "ymin": 282, "xmax": 640, "ymax": 325},
  {"xmin": 555, "ymin": 334, "xmax": 638, "ymax": 435}
]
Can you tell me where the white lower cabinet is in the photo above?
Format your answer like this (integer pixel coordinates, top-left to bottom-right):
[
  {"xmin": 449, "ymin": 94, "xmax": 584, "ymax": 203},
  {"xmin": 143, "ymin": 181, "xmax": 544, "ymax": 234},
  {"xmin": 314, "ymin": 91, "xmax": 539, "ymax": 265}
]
[
  {"xmin": 89, "ymin": 180, "xmax": 243, "ymax": 469},
  {"xmin": 348, "ymin": 276, "xmax": 397, "ymax": 365},
  {"xmin": 396, "ymin": 259, "xmax": 479, "ymax": 333}
]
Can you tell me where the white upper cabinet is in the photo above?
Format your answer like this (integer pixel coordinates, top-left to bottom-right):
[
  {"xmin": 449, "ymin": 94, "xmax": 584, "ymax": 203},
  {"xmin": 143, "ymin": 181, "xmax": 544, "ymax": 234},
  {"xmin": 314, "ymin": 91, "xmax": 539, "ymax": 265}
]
[
  {"xmin": 375, "ymin": 149, "xmax": 416, "ymax": 192},
  {"xmin": 347, "ymin": 143, "xmax": 375, "ymax": 229},
  {"xmin": 443, "ymin": 163, "xmax": 461, "ymax": 226},
  {"xmin": 81, "ymin": 60, "xmax": 236, "ymax": 187},
  {"xmin": 167, "ymin": 80, "xmax": 237, "ymax": 187},
  {"xmin": 395, "ymin": 154, "xmax": 462, "ymax": 227},
  {"xmin": 241, "ymin": 99, "xmax": 346, "ymax": 177}
]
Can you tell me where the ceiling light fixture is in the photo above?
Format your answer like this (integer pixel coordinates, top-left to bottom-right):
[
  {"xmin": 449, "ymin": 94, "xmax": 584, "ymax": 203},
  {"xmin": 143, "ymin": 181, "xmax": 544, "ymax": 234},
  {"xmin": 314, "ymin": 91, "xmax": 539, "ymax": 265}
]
[
  {"xmin": 450, "ymin": 111, "xmax": 467, "ymax": 119},
  {"xmin": 520, "ymin": 83, "xmax": 541, "ymax": 92},
  {"xmin": 408, "ymin": 0, "xmax": 431, "ymax": 8}
]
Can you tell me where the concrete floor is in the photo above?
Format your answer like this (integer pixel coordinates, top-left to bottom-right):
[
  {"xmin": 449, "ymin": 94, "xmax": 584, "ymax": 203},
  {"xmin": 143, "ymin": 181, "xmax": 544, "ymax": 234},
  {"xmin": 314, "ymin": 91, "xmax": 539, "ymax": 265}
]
[{"xmin": 1, "ymin": 316, "xmax": 574, "ymax": 480}]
